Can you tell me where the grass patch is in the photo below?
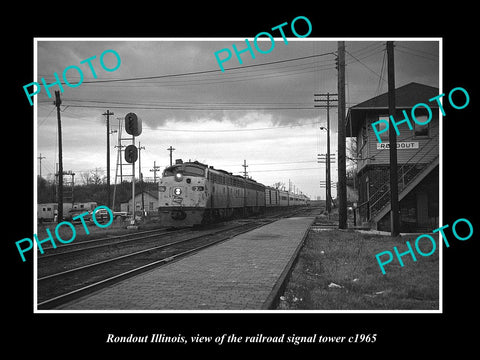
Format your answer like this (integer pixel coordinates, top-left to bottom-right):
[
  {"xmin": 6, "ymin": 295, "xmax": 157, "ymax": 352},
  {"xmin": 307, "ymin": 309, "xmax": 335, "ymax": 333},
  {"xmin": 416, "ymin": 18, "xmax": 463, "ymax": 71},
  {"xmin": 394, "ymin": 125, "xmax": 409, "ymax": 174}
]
[{"xmin": 277, "ymin": 229, "xmax": 439, "ymax": 310}]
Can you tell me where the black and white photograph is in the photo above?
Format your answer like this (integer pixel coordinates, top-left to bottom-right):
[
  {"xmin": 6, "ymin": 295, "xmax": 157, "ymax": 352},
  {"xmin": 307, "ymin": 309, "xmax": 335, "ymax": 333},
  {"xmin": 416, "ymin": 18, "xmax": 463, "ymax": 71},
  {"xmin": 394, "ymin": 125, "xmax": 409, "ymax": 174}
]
[
  {"xmin": 7, "ymin": 8, "xmax": 478, "ymax": 354},
  {"xmin": 33, "ymin": 38, "xmax": 442, "ymax": 312}
]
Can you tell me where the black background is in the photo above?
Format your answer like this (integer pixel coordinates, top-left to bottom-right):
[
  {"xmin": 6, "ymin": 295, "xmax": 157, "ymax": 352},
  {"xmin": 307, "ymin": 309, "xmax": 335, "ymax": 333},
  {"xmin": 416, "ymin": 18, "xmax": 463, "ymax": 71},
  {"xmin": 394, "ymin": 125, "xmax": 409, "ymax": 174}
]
[{"xmin": 7, "ymin": 5, "xmax": 477, "ymax": 355}]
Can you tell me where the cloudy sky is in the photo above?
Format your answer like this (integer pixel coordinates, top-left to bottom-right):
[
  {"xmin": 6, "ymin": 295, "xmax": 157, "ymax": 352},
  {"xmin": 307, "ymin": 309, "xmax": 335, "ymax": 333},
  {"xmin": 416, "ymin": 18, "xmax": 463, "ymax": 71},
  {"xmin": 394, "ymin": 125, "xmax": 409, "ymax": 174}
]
[{"xmin": 35, "ymin": 38, "xmax": 439, "ymax": 200}]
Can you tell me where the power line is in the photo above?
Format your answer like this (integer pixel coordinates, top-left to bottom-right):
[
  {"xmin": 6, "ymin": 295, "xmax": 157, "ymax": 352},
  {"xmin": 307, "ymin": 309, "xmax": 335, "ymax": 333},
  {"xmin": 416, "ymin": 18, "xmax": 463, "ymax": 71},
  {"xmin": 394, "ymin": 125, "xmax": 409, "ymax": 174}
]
[
  {"xmin": 395, "ymin": 47, "xmax": 439, "ymax": 62},
  {"xmin": 246, "ymin": 167, "xmax": 323, "ymax": 173},
  {"xmin": 216, "ymin": 160, "xmax": 317, "ymax": 168},
  {"xmin": 375, "ymin": 47, "xmax": 388, "ymax": 97},
  {"xmin": 345, "ymin": 49, "xmax": 386, "ymax": 81},
  {"xmin": 395, "ymin": 44, "xmax": 439, "ymax": 59},
  {"xmin": 250, "ymin": 160, "xmax": 317, "ymax": 166},
  {"xmin": 41, "ymin": 98, "xmax": 316, "ymax": 111},
  {"xmin": 57, "ymin": 98, "xmax": 315, "ymax": 107},
  {"xmin": 42, "ymin": 62, "xmax": 337, "ymax": 90},
  {"xmin": 39, "ymin": 52, "xmax": 336, "ymax": 86},
  {"xmin": 141, "ymin": 121, "xmax": 323, "ymax": 133},
  {"xmin": 64, "ymin": 104, "xmax": 315, "ymax": 110}
]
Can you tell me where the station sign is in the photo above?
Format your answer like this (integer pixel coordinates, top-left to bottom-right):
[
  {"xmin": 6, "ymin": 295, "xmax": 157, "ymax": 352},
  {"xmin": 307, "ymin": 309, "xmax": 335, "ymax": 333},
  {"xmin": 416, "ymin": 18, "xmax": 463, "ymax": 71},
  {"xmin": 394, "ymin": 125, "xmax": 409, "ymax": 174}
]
[{"xmin": 376, "ymin": 142, "xmax": 419, "ymax": 150}]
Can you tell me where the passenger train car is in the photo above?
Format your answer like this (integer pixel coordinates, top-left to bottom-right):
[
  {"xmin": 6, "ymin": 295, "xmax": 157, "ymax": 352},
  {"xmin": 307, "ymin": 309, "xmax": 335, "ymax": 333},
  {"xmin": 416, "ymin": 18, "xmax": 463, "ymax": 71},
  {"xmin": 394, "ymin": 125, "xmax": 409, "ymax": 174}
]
[{"xmin": 158, "ymin": 160, "xmax": 309, "ymax": 227}]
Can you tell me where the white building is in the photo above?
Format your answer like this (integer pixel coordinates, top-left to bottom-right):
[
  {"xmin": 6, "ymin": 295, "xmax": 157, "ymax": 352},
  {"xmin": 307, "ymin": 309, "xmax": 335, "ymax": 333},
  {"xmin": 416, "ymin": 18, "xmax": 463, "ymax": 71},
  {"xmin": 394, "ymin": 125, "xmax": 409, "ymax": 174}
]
[{"xmin": 120, "ymin": 191, "xmax": 158, "ymax": 214}]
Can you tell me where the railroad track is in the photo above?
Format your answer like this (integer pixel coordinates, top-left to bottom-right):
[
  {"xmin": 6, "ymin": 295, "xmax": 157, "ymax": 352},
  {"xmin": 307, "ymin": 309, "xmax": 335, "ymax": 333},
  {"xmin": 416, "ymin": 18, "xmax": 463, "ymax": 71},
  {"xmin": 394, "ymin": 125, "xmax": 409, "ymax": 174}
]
[
  {"xmin": 37, "ymin": 227, "xmax": 189, "ymax": 278},
  {"xmin": 37, "ymin": 218, "xmax": 278, "ymax": 310},
  {"xmin": 37, "ymin": 226, "xmax": 178, "ymax": 255}
]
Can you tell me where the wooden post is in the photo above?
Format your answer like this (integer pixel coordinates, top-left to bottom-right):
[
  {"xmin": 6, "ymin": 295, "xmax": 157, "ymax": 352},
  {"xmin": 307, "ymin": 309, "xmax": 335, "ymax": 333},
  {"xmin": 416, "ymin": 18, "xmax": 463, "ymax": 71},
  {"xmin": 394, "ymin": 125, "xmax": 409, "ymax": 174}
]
[
  {"xmin": 387, "ymin": 41, "xmax": 400, "ymax": 236},
  {"xmin": 337, "ymin": 41, "xmax": 347, "ymax": 229}
]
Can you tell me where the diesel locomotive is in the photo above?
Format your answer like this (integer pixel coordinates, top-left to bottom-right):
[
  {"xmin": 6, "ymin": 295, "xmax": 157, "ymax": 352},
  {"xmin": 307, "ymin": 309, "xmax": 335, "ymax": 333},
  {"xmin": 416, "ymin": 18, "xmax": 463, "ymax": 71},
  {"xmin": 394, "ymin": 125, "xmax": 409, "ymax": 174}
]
[{"xmin": 157, "ymin": 159, "xmax": 309, "ymax": 227}]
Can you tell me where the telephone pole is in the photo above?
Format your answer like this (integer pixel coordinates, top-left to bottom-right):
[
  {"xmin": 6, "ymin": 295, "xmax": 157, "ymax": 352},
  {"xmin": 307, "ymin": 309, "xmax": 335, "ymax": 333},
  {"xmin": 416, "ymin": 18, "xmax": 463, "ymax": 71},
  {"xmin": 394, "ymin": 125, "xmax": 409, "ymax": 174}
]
[
  {"xmin": 103, "ymin": 110, "xmax": 114, "ymax": 209},
  {"xmin": 138, "ymin": 142, "xmax": 145, "ymax": 211},
  {"xmin": 167, "ymin": 146, "xmax": 175, "ymax": 166},
  {"xmin": 38, "ymin": 153, "xmax": 46, "ymax": 178},
  {"xmin": 55, "ymin": 90, "xmax": 64, "ymax": 222},
  {"xmin": 337, "ymin": 41, "xmax": 347, "ymax": 229},
  {"xmin": 242, "ymin": 160, "xmax": 248, "ymax": 216},
  {"xmin": 314, "ymin": 92, "xmax": 338, "ymax": 213},
  {"xmin": 387, "ymin": 41, "xmax": 400, "ymax": 236},
  {"xmin": 318, "ymin": 152, "xmax": 336, "ymax": 207},
  {"xmin": 150, "ymin": 161, "xmax": 161, "ymax": 184}
]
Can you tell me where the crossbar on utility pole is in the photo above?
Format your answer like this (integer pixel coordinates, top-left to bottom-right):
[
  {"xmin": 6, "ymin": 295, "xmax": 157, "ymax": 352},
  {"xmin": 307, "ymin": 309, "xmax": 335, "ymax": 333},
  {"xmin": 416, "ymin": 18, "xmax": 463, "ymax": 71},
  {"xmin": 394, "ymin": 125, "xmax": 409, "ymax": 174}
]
[{"xmin": 387, "ymin": 41, "xmax": 400, "ymax": 236}]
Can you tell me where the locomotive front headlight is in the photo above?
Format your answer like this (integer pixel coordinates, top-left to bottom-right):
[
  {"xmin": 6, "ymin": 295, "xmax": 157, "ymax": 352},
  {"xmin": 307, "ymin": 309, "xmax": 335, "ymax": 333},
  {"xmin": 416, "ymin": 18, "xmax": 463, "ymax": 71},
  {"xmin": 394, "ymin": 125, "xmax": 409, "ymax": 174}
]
[
  {"xmin": 174, "ymin": 172, "xmax": 183, "ymax": 182},
  {"xmin": 174, "ymin": 187, "xmax": 182, "ymax": 196}
]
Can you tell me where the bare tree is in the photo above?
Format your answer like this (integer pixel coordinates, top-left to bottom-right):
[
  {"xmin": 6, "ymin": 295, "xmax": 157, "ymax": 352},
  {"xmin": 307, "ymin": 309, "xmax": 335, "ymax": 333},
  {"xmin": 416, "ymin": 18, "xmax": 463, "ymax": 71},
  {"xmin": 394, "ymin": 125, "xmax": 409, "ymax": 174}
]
[
  {"xmin": 79, "ymin": 171, "xmax": 92, "ymax": 185},
  {"xmin": 272, "ymin": 181, "xmax": 285, "ymax": 190},
  {"xmin": 347, "ymin": 137, "xmax": 358, "ymax": 172},
  {"xmin": 90, "ymin": 168, "xmax": 105, "ymax": 185}
]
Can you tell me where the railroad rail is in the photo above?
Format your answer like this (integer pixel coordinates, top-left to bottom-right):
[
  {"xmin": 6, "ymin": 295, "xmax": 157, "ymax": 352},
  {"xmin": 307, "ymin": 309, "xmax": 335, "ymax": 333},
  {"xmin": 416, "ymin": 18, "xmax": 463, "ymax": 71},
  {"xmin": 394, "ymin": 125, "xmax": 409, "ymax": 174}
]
[{"xmin": 37, "ymin": 217, "xmax": 281, "ymax": 310}]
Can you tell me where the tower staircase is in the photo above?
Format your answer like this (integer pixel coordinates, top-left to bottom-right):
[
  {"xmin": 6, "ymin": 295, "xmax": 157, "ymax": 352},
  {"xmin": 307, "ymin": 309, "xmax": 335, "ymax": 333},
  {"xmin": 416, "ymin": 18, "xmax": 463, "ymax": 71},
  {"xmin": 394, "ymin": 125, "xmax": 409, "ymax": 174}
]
[{"xmin": 364, "ymin": 133, "xmax": 439, "ymax": 230}]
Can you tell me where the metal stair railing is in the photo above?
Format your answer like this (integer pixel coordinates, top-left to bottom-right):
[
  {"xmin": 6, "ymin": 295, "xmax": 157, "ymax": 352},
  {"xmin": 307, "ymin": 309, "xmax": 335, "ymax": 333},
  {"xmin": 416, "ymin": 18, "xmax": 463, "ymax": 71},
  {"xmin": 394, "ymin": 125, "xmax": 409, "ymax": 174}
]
[{"xmin": 366, "ymin": 132, "xmax": 439, "ymax": 220}]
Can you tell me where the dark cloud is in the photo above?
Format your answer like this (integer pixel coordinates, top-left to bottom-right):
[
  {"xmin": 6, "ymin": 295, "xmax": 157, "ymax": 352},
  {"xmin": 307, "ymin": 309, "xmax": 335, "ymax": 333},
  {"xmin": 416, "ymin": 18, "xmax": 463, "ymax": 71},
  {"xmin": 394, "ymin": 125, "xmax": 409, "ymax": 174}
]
[{"xmin": 36, "ymin": 39, "xmax": 439, "ymax": 198}]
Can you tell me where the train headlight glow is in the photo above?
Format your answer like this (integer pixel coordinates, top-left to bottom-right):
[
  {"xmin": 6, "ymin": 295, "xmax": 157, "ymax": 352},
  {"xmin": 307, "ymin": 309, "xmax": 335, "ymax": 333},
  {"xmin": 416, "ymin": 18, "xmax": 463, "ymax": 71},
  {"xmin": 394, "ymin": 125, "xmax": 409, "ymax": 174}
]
[
  {"xmin": 174, "ymin": 172, "xmax": 183, "ymax": 182},
  {"xmin": 174, "ymin": 188, "xmax": 182, "ymax": 196}
]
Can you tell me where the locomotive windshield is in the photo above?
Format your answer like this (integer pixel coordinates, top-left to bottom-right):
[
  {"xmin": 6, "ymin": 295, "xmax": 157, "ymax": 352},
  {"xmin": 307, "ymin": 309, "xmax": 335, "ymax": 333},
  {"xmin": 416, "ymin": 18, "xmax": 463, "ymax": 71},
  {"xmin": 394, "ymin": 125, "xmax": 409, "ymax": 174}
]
[
  {"xmin": 184, "ymin": 165, "xmax": 205, "ymax": 176},
  {"xmin": 163, "ymin": 164, "xmax": 205, "ymax": 177}
]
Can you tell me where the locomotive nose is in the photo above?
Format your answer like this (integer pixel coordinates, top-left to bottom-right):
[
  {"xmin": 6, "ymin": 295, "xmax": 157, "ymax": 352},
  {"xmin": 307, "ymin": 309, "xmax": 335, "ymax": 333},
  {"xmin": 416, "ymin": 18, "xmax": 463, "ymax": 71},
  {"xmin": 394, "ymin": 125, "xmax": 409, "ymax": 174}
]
[{"xmin": 171, "ymin": 210, "xmax": 187, "ymax": 220}]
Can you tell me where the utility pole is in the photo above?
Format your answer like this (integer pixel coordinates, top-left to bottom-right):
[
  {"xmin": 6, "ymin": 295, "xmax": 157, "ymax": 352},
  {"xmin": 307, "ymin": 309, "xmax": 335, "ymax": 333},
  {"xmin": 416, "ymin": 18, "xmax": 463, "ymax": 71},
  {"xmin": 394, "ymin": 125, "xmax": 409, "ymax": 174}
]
[
  {"xmin": 103, "ymin": 110, "xmax": 114, "ymax": 209},
  {"xmin": 150, "ymin": 161, "xmax": 161, "ymax": 184},
  {"xmin": 387, "ymin": 41, "xmax": 400, "ymax": 236},
  {"xmin": 317, "ymin": 152, "xmax": 336, "ymax": 206},
  {"xmin": 115, "ymin": 117, "xmax": 124, "ymax": 182},
  {"xmin": 112, "ymin": 117, "xmax": 124, "ymax": 211},
  {"xmin": 138, "ymin": 142, "xmax": 145, "ymax": 212},
  {"xmin": 288, "ymin": 179, "xmax": 291, "ymax": 206},
  {"xmin": 167, "ymin": 146, "xmax": 176, "ymax": 166},
  {"xmin": 242, "ymin": 160, "xmax": 248, "ymax": 216},
  {"xmin": 325, "ymin": 93, "xmax": 331, "ymax": 213},
  {"xmin": 38, "ymin": 153, "xmax": 46, "ymax": 178},
  {"xmin": 337, "ymin": 41, "xmax": 347, "ymax": 229},
  {"xmin": 55, "ymin": 90, "xmax": 63, "ymax": 222},
  {"xmin": 314, "ymin": 92, "xmax": 338, "ymax": 213}
]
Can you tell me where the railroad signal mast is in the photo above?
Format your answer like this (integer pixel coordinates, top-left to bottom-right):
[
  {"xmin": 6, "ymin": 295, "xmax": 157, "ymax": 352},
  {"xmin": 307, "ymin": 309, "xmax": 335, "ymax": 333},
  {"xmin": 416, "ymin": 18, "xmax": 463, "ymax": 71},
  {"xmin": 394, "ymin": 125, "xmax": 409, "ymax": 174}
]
[
  {"xmin": 112, "ymin": 113, "xmax": 142, "ymax": 224},
  {"xmin": 124, "ymin": 113, "xmax": 142, "ymax": 224}
]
